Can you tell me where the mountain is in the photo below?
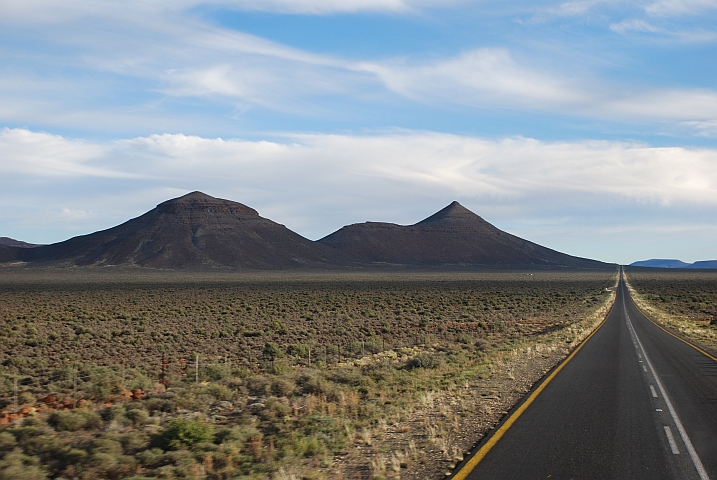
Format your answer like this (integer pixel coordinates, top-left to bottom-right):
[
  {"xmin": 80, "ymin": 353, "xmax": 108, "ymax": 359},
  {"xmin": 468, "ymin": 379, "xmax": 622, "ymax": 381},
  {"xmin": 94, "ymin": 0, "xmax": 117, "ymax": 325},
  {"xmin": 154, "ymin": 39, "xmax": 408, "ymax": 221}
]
[
  {"xmin": 630, "ymin": 259, "xmax": 691, "ymax": 268},
  {"xmin": 0, "ymin": 237, "xmax": 40, "ymax": 248},
  {"xmin": 11, "ymin": 192, "xmax": 351, "ymax": 269},
  {"xmin": 318, "ymin": 201, "xmax": 608, "ymax": 269},
  {"xmin": 630, "ymin": 259, "xmax": 717, "ymax": 269},
  {"xmin": 1, "ymin": 194, "xmax": 611, "ymax": 270},
  {"xmin": 689, "ymin": 260, "xmax": 717, "ymax": 269}
]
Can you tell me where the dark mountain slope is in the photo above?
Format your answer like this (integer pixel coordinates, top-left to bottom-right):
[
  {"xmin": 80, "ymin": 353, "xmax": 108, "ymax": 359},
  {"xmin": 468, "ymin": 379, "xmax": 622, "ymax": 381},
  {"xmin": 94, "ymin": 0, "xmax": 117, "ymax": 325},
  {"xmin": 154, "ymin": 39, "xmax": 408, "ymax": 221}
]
[
  {"xmin": 0, "ymin": 245, "xmax": 21, "ymax": 263},
  {"xmin": 0, "ymin": 237, "xmax": 40, "ymax": 248},
  {"xmin": 17, "ymin": 192, "xmax": 350, "ymax": 269},
  {"xmin": 319, "ymin": 201, "xmax": 608, "ymax": 269}
]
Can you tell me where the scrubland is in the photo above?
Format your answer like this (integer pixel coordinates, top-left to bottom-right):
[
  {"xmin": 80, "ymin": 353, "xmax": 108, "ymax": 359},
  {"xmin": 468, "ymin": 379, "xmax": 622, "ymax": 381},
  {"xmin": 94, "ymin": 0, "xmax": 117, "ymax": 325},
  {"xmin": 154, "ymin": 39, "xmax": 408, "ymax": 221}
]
[
  {"xmin": 625, "ymin": 268, "xmax": 717, "ymax": 352},
  {"xmin": 0, "ymin": 270, "xmax": 616, "ymax": 479}
]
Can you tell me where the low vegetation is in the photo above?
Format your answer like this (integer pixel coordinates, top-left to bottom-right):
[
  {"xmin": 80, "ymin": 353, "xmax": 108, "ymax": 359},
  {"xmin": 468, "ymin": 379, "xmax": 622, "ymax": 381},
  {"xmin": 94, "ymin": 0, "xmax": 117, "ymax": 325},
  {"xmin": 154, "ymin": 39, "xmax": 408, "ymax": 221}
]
[
  {"xmin": 625, "ymin": 268, "xmax": 717, "ymax": 352},
  {"xmin": 0, "ymin": 270, "xmax": 616, "ymax": 479}
]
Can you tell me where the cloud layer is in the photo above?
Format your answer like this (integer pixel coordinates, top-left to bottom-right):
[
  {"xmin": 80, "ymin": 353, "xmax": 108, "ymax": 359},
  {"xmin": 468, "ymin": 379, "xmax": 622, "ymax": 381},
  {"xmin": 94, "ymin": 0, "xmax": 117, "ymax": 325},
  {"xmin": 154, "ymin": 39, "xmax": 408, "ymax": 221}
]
[
  {"xmin": 2, "ymin": 1, "xmax": 717, "ymax": 137},
  {"xmin": 2, "ymin": 2, "xmax": 716, "ymax": 264},
  {"xmin": 2, "ymin": 128, "xmax": 716, "ymax": 263}
]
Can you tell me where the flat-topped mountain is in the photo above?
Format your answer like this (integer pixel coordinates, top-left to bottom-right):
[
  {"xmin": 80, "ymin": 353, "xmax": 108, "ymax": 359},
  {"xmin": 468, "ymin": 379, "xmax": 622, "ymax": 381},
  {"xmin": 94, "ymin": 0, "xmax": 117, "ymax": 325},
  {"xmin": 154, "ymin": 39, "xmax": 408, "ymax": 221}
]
[
  {"xmin": 319, "ymin": 201, "xmax": 605, "ymax": 268},
  {"xmin": 1, "ymin": 193, "xmax": 611, "ymax": 270},
  {"xmin": 10, "ymin": 192, "xmax": 350, "ymax": 269}
]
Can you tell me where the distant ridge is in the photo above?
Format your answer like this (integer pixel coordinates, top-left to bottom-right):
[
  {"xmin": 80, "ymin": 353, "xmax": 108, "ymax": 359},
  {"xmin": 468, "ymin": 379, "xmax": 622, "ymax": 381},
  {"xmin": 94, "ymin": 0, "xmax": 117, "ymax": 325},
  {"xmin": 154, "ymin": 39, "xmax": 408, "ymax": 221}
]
[
  {"xmin": 630, "ymin": 259, "xmax": 690, "ymax": 269},
  {"xmin": 0, "ymin": 237, "xmax": 40, "ymax": 248},
  {"xmin": 1, "ymin": 193, "xmax": 612, "ymax": 270},
  {"xmin": 318, "ymin": 201, "xmax": 606, "ymax": 269},
  {"xmin": 630, "ymin": 259, "xmax": 717, "ymax": 269}
]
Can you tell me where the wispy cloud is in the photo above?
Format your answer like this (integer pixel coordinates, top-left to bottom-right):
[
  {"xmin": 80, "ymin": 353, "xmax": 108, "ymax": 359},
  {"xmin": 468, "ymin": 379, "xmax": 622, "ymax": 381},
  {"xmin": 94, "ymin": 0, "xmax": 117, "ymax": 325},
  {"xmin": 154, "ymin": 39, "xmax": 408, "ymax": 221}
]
[
  {"xmin": 645, "ymin": 0, "xmax": 717, "ymax": 16},
  {"xmin": 360, "ymin": 48, "xmax": 588, "ymax": 109},
  {"xmin": 207, "ymin": 0, "xmax": 465, "ymax": 15},
  {"xmin": 544, "ymin": 0, "xmax": 615, "ymax": 17},
  {"xmin": 610, "ymin": 18, "xmax": 661, "ymax": 34},
  {"xmin": 0, "ymin": 128, "xmax": 136, "ymax": 178},
  {"xmin": 3, "ymin": 128, "xmax": 717, "ymax": 225},
  {"xmin": 0, "ymin": 0, "xmax": 462, "ymax": 23},
  {"xmin": 683, "ymin": 119, "xmax": 717, "ymax": 136},
  {"xmin": 1, "ymin": 1, "xmax": 716, "ymax": 135}
]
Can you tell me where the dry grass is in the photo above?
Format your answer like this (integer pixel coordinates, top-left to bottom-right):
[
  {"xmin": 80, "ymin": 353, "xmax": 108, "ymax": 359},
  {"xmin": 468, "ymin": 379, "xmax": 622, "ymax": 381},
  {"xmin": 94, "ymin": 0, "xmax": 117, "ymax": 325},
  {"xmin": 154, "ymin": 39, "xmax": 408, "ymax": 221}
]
[
  {"xmin": 0, "ymin": 269, "xmax": 617, "ymax": 479},
  {"xmin": 624, "ymin": 268, "xmax": 717, "ymax": 353}
]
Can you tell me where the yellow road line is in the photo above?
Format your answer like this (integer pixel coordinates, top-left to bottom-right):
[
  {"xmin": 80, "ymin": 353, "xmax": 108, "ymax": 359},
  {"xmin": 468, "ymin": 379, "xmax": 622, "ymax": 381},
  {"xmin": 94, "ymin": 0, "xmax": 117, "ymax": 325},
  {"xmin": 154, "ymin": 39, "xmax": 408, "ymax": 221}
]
[
  {"xmin": 631, "ymin": 302, "xmax": 717, "ymax": 363},
  {"xmin": 451, "ymin": 304, "xmax": 613, "ymax": 480}
]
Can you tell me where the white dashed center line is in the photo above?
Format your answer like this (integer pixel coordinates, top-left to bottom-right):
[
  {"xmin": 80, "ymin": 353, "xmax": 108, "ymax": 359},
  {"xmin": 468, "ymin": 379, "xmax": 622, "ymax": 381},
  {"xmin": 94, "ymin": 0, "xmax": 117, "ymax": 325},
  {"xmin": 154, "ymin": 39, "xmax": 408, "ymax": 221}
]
[
  {"xmin": 665, "ymin": 426, "xmax": 680, "ymax": 455},
  {"xmin": 625, "ymin": 306, "xmax": 710, "ymax": 480},
  {"xmin": 650, "ymin": 385, "xmax": 658, "ymax": 398}
]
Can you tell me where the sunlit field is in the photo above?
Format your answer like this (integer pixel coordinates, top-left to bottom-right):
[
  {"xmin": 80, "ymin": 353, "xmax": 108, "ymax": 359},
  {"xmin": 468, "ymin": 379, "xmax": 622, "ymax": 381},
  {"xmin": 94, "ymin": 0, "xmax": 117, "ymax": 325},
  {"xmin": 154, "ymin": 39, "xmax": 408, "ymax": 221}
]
[
  {"xmin": 625, "ymin": 268, "xmax": 717, "ymax": 353},
  {"xmin": 0, "ymin": 270, "xmax": 616, "ymax": 479}
]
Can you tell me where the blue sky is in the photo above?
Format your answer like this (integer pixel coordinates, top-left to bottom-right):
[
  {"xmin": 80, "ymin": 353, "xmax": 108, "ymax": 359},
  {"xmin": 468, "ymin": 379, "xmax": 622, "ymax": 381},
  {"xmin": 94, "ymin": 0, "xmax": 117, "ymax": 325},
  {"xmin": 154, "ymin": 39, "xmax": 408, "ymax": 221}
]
[{"xmin": 1, "ymin": 0, "xmax": 716, "ymax": 264}]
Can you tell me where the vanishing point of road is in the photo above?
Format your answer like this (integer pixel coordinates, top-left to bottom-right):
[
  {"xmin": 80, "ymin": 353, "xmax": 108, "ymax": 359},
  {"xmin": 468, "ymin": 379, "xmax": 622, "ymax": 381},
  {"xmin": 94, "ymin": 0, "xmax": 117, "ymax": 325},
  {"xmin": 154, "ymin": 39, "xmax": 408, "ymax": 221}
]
[{"xmin": 453, "ymin": 268, "xmax": 717, "ymax": 479}]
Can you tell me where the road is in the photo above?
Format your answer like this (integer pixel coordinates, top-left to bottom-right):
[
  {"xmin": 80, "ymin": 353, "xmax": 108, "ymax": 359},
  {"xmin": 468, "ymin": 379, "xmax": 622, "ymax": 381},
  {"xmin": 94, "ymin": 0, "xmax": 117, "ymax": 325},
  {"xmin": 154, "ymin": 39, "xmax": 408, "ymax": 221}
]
[{"xmin": 453, "ymin": 269, "xmax": 717, "ymax": 479}]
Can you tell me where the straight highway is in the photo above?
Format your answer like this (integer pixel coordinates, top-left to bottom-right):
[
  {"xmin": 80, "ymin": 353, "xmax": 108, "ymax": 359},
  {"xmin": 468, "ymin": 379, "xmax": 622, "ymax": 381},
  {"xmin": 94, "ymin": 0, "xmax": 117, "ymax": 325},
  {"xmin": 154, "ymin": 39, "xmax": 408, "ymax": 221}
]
[{"xmin": 454, "ymin": 269, "xmax": 717, "ymax": 479}]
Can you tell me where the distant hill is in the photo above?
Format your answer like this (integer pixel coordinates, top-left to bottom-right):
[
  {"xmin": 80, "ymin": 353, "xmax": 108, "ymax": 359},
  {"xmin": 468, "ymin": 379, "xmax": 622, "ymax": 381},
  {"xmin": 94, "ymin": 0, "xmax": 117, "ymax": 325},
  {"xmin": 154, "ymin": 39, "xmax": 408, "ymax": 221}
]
[
  {"xmin": 630, "ymin": 259, "xmax": 717, "ymax": 269},
  {"xmin": 0, "ymin": 237, "xmax": 40, "ymax": 248},
  {"xmin": 9, "ymin": 192, "xmax": 351, "ymax": 269},
  {"xmin": 688, "ymin": 260, "xmax": 717, "ymax": 269},
  {"xmin": 318, "ymin": 201, "xmax": 608, "ymax": 269},
  {"xmin": 630, "ymin": 259, "xmax": 691, "ymax": 268},
  {"xmin": 1, "ymin": 193, "xmax": 612, "ymax": 270}
]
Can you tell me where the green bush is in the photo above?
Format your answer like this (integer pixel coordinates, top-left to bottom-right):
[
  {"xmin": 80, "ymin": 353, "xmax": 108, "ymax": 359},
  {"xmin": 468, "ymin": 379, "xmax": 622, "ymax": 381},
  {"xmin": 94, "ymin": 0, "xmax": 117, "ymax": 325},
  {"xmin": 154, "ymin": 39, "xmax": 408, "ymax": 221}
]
[
  {"xmin": 48, "ymin": 410, "xmax": 101, "ymax": 432},
  {"xmin": 204, "ymin": 363, "xmax": 232, "ymax": 381},
  {"xmin": 0, "ymin": 432, "xmax": 17, "ymax": 452},
  {"xmin": 125, "ymin": 408, "xmax": 149, "ymax": 426},
  {"xmin": 157, "ymin": 418, "xmax": 214, "ymax": 450},
  {"xmin": 271, "ymin": 378, "xmax": 296, "ymax": 397},
  {"xmin": 405, "ymin": 353, "xmax": 442, "ymax": 370},
  {"xmin": 0, "ymin": 449, "xmax": 47, "ymax": 480},
  {"xmin": 296, "ymin": 372, "xmax": 329, "ymax": 395}
]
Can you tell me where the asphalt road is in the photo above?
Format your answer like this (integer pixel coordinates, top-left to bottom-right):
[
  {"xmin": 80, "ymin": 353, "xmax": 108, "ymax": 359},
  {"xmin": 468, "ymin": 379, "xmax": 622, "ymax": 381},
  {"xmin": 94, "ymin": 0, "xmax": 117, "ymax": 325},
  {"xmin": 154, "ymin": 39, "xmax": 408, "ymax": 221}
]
[{"xmin": 455, "ymin": 269, "xmax": 717, "ymax": 479}]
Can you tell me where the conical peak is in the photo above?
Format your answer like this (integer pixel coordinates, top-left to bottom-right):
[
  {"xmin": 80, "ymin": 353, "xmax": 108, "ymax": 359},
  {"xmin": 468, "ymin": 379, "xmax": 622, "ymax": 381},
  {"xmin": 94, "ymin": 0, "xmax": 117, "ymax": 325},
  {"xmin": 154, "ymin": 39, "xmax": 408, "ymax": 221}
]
[
  {"xmin": 156, "ymin": 191, "xmax": 259, "ymax": 216},
  {"xmin": 415, "ymin": 201, "xmax": 486, "ymax": 226}
]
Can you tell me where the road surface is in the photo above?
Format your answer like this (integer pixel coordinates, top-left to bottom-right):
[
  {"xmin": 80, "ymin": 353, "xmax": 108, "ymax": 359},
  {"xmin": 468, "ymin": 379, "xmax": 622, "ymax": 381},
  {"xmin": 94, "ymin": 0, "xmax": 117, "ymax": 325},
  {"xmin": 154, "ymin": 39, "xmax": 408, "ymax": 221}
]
[{"xmin": 454, "ymin": 269, "xmax": 717, "ymax": 479}]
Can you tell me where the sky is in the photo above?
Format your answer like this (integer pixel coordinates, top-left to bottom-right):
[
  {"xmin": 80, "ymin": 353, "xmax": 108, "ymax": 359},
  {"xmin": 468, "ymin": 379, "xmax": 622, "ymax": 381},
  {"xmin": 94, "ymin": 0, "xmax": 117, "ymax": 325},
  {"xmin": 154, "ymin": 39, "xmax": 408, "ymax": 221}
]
[{"xmin": 1, "ymin": 0, "xmax": 716, "ymax": 264}]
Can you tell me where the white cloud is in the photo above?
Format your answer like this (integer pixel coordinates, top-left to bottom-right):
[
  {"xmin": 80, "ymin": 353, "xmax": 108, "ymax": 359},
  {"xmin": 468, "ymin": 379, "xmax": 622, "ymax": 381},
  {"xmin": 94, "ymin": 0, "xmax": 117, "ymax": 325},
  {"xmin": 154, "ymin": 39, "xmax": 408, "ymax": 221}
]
[
  {"xmin": 545, "ymin": 0, "xmax": 614, "ymax": 17},
  {"xmin": 646, "ymin": 0, "xmax": 717, "ymax": 16},
  {"xmin": 683, "ymin": 119, "xmax": 717, "ymax": 136},
  {"xmin": 360, "ymin": 48, "xmax": 588, "ymax": 110},
  {"xmin": 0, "ymin": 128, "xmax": 135, "ymax": 178},
  {"xmin": 2, "ymin": 128, "xmax": 716, "ymax": 263},
  {"xmin": 3, "ymin": 128, "xmax": 717, "ymax": 211},
  {"xmin": 603, "ymin": 89, "xmax": 717, "ymax": 120},
  {"xmin": 60, "ymin": 207, "xmax": 96, "ymax": 220},
  {"xmin": 0, "ymin": 0, "xmax": 460, "ymax": 24},
  {"xmin": 1, "ymin": 1, "xmax": 717, "ymax": 135},
  {"xmin": 610, "ymin": 19, "xmax": 661, "ymax": 34},
  {"xmin": 210, "ymin": 0, "xmax": 463, "ymax": 15}
]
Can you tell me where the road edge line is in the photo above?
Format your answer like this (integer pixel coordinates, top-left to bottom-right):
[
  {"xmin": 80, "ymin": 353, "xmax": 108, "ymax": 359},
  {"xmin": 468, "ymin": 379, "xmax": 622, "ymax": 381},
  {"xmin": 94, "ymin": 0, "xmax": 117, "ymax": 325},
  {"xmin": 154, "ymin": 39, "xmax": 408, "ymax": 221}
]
[
  {"xmin": 450, "ymin": 296, "xmax": 615, "ymax": 480},
  {"xmin": 626, "ymin": 311, "xmax": 711, "ymax": 480},
  {"xmin": 625, "ymin": 284, "xmax": 717, "ymax": 363}
]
